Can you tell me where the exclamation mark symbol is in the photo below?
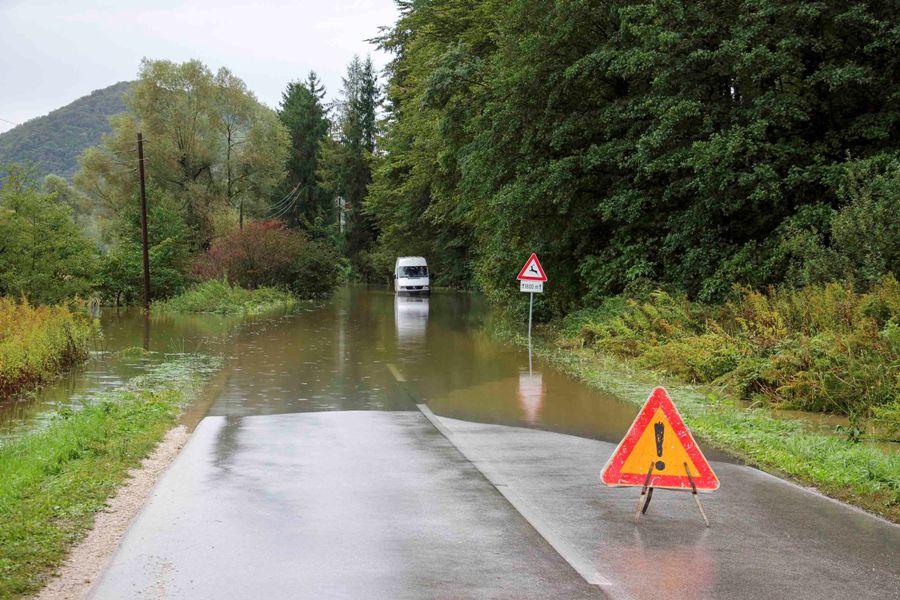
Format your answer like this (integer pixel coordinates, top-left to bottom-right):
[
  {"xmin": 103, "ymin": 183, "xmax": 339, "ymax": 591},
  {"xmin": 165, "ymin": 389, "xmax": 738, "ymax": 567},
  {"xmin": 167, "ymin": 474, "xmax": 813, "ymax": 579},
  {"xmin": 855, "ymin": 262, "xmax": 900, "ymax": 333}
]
[{"xmin": 654, "ymin": 422, "xmax": 665, "ymax": 471}]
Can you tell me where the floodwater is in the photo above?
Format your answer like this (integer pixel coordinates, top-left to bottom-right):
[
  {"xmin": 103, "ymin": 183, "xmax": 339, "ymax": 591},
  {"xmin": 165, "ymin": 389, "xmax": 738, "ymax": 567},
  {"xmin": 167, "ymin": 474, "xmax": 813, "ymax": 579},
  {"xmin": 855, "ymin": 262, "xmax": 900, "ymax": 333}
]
[
  {"xmin": 4, "ymin": 287, "xmax": 885, "ymax": 454},
  {"xmin": 204, "ymin": 288, "xmax": 732, "ymax": 459},
  {"xmin": 0, "ymin": 308, "xmax": 262, "ymax": 440}
]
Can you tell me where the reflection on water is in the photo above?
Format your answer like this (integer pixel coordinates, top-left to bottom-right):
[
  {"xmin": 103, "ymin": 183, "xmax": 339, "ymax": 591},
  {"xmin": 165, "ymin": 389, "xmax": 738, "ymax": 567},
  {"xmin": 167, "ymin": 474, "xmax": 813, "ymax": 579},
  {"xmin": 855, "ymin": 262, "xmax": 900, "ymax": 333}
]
[
  {"xmin": 0, "ymin": 307, "xmax": 281, "ymax": 441},
  {"xmin": 205, "ymin": 287, "xmax": 672, "ymax": 449},
  {"xmin": 517, "ymin": 371, "xmax": 545, "ymax": 424},
  {"xmin": 395, "ymin": 296, "xmax": 429, "ymax": 349}
]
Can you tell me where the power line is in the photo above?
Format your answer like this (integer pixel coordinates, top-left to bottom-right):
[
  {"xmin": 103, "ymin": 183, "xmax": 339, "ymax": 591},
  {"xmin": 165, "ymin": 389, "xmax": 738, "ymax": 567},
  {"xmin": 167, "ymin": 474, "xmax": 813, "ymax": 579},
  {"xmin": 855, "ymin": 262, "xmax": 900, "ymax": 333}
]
[
  {"xmin": 268, "ymin": 185, "xmax": 302, "ymax": 220},
  {"xmin": 269, "ymin": 181, "xmax": 301, "ymax": 210},
  {"xmin": 0, "ymin": 116, "xmax": 20, "ymax": 126}
]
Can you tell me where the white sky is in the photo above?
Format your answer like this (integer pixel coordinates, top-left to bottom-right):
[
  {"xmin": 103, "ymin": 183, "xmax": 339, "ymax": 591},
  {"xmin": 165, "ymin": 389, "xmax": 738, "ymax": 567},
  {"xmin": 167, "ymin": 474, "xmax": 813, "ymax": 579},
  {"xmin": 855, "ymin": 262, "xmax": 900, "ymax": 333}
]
[{"xmin": 0, "ymin": 0, "xmax": 399, "ymax": 134}]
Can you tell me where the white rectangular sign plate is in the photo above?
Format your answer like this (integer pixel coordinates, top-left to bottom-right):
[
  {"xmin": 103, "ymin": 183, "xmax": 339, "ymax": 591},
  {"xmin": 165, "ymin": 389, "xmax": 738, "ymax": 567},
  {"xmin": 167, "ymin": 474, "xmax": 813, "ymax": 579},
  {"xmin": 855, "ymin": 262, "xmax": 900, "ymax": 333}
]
[{"xmin": 520, "ymin": 280, "xmax": 543, "ymax": 293}]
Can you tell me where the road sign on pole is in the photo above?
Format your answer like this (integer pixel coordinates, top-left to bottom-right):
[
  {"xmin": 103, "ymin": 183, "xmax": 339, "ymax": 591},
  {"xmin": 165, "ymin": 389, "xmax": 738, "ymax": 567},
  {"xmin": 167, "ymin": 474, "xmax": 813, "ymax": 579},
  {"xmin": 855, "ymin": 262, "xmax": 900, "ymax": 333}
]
[{"xmin": 517, "ymin": 253, "xmax": 547, "ymax": 350}]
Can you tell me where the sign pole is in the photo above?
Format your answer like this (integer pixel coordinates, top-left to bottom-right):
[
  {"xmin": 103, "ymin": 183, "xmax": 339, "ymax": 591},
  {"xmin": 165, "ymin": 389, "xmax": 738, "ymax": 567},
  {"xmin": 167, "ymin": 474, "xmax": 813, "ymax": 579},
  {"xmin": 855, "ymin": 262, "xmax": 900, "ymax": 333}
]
[{"xmin": 528, "ymin": 291, "xmax": 534, "ymax": 373}]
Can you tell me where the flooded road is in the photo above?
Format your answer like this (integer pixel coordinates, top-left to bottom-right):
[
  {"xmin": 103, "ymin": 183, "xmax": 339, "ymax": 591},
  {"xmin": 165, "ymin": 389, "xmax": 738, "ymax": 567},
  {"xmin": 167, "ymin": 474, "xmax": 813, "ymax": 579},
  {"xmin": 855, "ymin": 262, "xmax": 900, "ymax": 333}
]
[
  {"xmin": 87, "ymin": 287, "xmax": 900, "ymax": 599},
  {"xmin": 207, "ymin": 287, "xmax": 661, "ymax": 447}
]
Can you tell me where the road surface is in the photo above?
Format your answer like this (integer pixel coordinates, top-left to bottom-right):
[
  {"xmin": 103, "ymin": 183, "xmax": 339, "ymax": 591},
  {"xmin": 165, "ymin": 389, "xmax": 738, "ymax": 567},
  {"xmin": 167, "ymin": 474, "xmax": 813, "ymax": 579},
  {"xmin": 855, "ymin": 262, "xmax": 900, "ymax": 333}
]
[{"xmin": 88, "ymin": 290, "xmax": 900, "ymax": 599}]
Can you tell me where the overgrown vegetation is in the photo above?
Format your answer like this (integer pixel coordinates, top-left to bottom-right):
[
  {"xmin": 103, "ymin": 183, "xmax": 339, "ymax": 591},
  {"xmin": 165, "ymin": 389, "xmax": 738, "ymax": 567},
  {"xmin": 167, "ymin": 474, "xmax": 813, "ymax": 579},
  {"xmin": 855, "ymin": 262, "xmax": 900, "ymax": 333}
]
[
  {"xmin": 0, "ymin": 298, "xmax": 97, "ymax": 397},
  {"xmin": 192, "ymin": 220, "xmax": 340, "ymax": 298},
  {"xmin": 517, "ymin": 332, "xmax": 900, "ymax": 521},
  {"xmin": 560, "ymin": 277, "xmax": 900, "ymax": 438},
  {"xmin": 0, "ymin": 356, "xmax": 218, "ymax": 599},
  {"xmin": 154, "ymin": 279, "xmax": 297, "ymax": 315}
]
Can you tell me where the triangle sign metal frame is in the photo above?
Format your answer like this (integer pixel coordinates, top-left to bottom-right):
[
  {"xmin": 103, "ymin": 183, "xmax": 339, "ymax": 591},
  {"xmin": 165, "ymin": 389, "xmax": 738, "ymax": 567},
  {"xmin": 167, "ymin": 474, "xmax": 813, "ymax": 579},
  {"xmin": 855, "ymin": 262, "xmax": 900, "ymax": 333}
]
[
  {"xmin": 601, "ymin": 387, "xmax": 719, "ymax": 490},
  {"xmin": 517, "ymin": 253, "xmax": 547, "ymax": 282}
]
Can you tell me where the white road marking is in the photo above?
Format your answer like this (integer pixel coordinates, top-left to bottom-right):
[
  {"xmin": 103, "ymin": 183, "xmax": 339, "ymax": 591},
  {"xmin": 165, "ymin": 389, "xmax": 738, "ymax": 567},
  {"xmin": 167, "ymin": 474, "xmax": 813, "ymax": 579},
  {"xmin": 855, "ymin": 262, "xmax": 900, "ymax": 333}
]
[
  {"xmin": 387, "ymin": 364, "xmax": 406, "ymax": 382},
  {"xmin": 416, "ymin": 404, "xmax": 612, "ymax": 588}
]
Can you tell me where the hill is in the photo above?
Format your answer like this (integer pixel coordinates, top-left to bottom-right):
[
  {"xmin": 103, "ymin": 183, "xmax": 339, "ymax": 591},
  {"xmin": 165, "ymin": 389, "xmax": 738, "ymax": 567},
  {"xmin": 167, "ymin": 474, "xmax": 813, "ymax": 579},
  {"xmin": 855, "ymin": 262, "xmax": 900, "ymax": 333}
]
[{"xmin": 0, "ymin": 81, "xmax": 131, "ymax": 180}]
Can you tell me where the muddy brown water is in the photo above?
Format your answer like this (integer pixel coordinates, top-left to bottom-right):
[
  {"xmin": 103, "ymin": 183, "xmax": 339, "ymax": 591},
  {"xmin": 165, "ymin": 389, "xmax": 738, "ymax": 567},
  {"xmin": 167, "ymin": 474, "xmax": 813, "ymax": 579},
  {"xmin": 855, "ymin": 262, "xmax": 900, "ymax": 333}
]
[
  {"xmin": 2, "ymin": 288, "xmax": 649, "ymax": 447},
  {"xmin": 9, "ymin": 287, "xmax": 872, "ymax": 458},
  {"xmin": 205, "ymin": 288, "xmax": 646, "ymax": 445}
]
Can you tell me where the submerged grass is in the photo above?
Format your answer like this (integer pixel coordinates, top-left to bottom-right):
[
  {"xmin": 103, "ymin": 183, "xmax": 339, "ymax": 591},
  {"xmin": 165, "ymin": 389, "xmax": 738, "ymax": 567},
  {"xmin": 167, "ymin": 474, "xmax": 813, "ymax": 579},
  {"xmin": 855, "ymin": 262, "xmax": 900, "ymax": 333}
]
[
  {"xmin": 0, "ymin": 298, "xmax": 98, "ymax": 397},
  {"xmin": 154, "ymin": 279, "xmax": 297, "ymax": 316},
  {"xmin": 0, "ymin": 355, "xmax": 220, "ymax": 598}
]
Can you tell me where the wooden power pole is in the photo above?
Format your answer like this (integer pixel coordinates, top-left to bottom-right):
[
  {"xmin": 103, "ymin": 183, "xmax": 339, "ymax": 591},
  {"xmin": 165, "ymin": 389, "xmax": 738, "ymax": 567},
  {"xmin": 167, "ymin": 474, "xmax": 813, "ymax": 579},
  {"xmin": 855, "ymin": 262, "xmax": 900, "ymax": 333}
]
[{"xmin": 137, "ymin": 132, "xmax": 151, "ymax": 310}]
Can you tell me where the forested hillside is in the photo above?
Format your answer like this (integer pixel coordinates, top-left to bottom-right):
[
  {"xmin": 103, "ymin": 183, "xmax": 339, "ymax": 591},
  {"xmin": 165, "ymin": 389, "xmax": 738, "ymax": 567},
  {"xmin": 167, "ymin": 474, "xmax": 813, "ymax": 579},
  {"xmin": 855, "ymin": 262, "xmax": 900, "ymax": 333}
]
[
  {"xmin": 0, "ymin": 81, "xmax": 131, "ymax": 180},
  {"xmin": 366, "ymin": 0, "xmax": 899, "ymax": 315}
]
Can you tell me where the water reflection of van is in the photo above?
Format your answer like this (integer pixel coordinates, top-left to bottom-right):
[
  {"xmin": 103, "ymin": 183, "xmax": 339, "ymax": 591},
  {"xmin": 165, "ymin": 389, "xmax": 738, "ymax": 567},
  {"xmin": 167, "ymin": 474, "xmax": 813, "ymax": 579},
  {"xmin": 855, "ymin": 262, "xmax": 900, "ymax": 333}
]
[
  {"xmin": 394, "ymin": 256, "xmax": 430, "ymax": 296},
  {"xmin": 395, "ymin": 296, "xmax": 429, "ymax": 346}
]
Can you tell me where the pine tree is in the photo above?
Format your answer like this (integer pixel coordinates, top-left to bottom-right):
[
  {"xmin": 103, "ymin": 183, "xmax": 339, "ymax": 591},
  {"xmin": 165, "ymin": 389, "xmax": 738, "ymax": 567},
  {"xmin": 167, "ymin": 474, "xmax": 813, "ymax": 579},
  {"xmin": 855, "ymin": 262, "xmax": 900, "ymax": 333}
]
[
  {"xmin": 323, "ymin": 55, "xmax": 381, "ymax": 278},
  {"xmin": 275, "ymin": 72, "xmax": 331, "ymax": 230}
]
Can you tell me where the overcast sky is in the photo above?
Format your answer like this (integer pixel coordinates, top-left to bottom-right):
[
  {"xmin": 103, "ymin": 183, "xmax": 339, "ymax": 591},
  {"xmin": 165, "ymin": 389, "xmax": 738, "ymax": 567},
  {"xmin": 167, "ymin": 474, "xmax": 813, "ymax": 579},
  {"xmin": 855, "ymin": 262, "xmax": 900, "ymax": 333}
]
[{"xmin": 0, "ymin": 0, "xmax": 399, "ymax": 134}]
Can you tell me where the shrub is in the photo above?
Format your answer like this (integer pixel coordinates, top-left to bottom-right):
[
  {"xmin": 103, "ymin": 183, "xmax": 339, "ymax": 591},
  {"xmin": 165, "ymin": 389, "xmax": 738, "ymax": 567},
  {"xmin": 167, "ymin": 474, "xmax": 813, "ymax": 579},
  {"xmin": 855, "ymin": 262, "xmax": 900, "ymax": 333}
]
[
  {"xmin": 565, "ymin": 277, "xmax": 900, "ymax": 430},
  {"xmin": 0, "ymin": 298, "xmax": 97, "ymax": 396},
  {"xmin": 154, "ymin": 279, "xmax": 296, "ymax": 315},
  {"xmin": 192, "ymin": 220, "xmax": 339, "ymax": 298}
]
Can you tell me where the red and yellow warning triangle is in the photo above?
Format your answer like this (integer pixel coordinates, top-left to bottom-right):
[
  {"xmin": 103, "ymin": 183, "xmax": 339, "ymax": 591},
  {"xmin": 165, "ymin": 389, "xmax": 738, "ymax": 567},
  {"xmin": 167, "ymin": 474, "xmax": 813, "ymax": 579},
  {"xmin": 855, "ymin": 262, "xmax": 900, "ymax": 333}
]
[{"xmin": 601, "ymin": 387, "xmax": 718, "ymax": 490}]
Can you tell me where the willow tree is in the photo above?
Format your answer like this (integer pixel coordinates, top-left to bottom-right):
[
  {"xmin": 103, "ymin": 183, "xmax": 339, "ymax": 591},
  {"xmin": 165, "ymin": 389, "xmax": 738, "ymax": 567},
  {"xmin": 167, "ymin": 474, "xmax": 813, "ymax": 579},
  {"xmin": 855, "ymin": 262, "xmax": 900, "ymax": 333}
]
[{"xmin": 77, "ymin": 59, "xmax": 289, "ymax": 246}]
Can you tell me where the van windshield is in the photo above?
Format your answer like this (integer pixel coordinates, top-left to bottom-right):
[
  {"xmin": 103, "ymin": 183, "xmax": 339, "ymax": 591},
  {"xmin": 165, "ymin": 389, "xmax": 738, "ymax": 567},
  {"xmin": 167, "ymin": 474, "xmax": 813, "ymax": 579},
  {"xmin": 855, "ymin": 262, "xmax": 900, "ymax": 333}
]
[{"xmin": 399, "ymin": 266, "xmax": 428, "ymax": 278}]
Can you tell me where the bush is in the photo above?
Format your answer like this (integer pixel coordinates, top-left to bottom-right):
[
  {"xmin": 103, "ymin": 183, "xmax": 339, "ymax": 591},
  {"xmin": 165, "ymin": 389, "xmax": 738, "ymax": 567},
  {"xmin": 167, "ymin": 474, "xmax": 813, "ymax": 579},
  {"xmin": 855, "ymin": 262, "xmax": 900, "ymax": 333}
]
[
  {"xmin": 0, "ymin": 298, "xmax": 97, "ymax": 396},
  {"xmin": 192, "ymin": 220, "xmax": 339, "ymax": 298},
  {"xmin": 154, "ymin": 279, "xmax": 296, "ymax": 315},
  {"xmin": 563, "ymin": 277, "xmax": 900, "ymax": 431},
  {"xmin": 778, "ymin": 156, "xmax": 900, "ymax": 289},
  {"xmin": 97, "ymin": 186, "xmax": 192, "ymax": 305}
]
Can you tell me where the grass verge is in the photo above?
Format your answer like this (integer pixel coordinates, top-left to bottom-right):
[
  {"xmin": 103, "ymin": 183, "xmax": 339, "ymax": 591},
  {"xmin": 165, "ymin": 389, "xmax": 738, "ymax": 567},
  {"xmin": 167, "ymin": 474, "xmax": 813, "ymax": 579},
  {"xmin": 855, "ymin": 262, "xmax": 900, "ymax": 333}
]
[
  {"xmin": 496, "ymin": 325, "xmax": 899, "ymax": 523},
  {"xmin": 0, "ymin": 298, "xmax": 97, "ymax": 397},
  {"xmin": 0, "ymin": 355, "xmax": 220, "ymax": 598},
  {"xmin": 154, "ymin": 279, "xmax": 297, "ymax": 315}
]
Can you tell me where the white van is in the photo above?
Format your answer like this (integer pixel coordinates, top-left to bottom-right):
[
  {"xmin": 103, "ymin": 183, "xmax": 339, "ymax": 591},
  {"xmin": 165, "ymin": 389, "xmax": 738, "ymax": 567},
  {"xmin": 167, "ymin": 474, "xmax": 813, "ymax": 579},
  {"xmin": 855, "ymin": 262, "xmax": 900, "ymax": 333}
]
[{"xmin": 394, "ymin": 256, "xmax": 430, "ymax": 296}]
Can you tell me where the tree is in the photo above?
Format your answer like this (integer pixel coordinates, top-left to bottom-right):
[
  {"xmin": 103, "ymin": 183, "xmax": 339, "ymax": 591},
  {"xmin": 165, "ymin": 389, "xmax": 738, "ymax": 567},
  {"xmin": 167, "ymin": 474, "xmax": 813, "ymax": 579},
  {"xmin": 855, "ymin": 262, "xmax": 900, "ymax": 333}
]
[
  {"xmin": 42, "ymin": 174, "xmax": 99, "ymax": 240},
  {"xmin": 0, "ymin": 164, "xmax": 97, "ymax": 304},
  {"xmin": 367, "ymin": 0, "xmax": 900, "ymax": 315},
  {"xmin": 320, "ymin": 55, "xmax": 381, "ymax": 279},
  {"xmin": 274, "ymin": 72, "xmax": 332, "ymax": 231},
  {"xmin": 98, "ymin": 185, "xmax": 192, "ymax": 304},
  {"xmin": 76, "ymin": 59, "xmax": 289, "ymax": 247}
]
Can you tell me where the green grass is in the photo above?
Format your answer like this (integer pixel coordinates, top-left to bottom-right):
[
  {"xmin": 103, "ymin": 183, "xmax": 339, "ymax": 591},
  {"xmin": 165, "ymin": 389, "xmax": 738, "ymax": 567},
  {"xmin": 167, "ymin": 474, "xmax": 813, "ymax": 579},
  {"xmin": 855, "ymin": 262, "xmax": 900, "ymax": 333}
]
[
  {"xmin": 0, "ymin": 356, "xmax": 220, "ymax": 598},
  {"xmin": 503, "ymin": 324, "xmax": 900, "ymax": 522},
  {"xmin": 154, "ymin": 279, "xmax": 297, "ymax": 315},
  {"xmin": 0, "ymin": 298, "xmax": 98, "ymax": 397}
]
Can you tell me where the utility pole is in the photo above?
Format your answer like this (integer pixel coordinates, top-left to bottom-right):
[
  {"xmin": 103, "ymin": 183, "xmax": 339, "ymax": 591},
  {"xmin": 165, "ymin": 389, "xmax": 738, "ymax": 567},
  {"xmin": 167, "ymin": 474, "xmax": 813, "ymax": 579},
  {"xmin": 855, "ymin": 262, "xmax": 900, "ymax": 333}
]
[{"xmin": 137, "ymin": 132, "xmax": 151, "ymax": 311}]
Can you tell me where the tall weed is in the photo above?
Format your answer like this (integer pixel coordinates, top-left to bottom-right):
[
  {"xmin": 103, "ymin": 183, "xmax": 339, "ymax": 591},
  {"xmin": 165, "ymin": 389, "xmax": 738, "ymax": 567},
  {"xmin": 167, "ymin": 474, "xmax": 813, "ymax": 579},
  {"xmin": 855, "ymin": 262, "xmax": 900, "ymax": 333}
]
[
  {"xmin": 563, "ymin": 277, "xmax": 900, "ymax": 434},
  {"xmin": 0, "ymin": 298, "xmax": 97, "ymax": 397}
]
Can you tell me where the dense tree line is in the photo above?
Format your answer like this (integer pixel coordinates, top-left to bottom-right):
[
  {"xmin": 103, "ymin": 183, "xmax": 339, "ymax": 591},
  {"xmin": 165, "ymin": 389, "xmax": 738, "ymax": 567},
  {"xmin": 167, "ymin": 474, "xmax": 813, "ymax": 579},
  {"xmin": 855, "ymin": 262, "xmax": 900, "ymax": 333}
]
[
  {"xmin": 0, "ymin": 56, "xmax": 384, "ymax": 305},
  {"xmin": 366, "ymin": 0, "xmax": 899, "ymax": 315}
]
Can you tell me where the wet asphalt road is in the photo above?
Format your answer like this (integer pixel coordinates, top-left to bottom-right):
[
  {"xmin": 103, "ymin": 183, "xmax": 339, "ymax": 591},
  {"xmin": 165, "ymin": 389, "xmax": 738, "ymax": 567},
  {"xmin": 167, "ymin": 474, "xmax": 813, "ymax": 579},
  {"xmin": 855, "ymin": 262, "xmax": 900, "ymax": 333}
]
[
  {"xmin": 89, "ymin": 412, "xmax": 600, "ymax": 599},
  {"xmin": 87, "ymin": 290, "xmax": 900, "ymax": 598}
]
